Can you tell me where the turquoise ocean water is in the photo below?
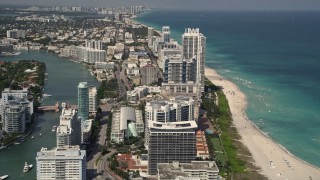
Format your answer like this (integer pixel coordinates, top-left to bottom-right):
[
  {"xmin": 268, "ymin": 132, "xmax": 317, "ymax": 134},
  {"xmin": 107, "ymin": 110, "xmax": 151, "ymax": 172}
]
[{"xmin": 136, "ymin": 10, "xmax": 320, "ymax": 167}]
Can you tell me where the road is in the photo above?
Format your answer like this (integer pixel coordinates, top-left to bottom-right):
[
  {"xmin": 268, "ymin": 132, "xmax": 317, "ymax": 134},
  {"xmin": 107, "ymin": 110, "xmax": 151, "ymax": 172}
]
[
  {"xmin": 87, "ymin": 104, "xmax": 119, "ymax": 180},
  {"xmin": 114, "ymin": 63, "xmax": 127, "ymax": 99},
  {"xmin": 96, "ymin": 148, "xmax": 122, "ymax": 180},
  {"xmin": 120, "ymin": 61, "xmax": 132, "ymax": 90}
]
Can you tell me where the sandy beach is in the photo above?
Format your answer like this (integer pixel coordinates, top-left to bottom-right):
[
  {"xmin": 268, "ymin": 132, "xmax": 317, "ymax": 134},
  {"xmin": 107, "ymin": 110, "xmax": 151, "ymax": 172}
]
[{"xmin": 205, "ymin": 66, "xmax": 320, "ymax": 180}]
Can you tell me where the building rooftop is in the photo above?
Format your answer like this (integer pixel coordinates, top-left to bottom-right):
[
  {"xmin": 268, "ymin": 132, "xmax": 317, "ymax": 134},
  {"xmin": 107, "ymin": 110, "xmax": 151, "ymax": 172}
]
[
  {"xmin": 78, "ymin": 82, "xmax": 88, "ymax": 88},
  {"xmin": 36, "ymin": 146, "xmax": 85, "ymax": 160},
  {"xmin": 149, "ymin": 120, "xmax": 197, "ymax": 130},
  {"xmin": 56, "ymin": 125, "xmax": 71, "ymax": 135},
  {"xmin": 116, "ymin": 153, "xmax": 148, "ymax": 171}
]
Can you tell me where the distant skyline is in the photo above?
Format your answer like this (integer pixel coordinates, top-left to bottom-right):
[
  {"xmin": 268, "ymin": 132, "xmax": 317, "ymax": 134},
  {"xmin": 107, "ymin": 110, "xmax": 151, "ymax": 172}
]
[{"xmin": 0, "ymin": 0, "xmax": 320, "ymax": 10}]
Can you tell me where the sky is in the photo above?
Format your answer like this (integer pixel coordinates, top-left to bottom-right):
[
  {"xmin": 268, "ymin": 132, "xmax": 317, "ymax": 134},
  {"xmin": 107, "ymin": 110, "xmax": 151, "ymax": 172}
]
[{"xmin": 0, "ymin": 0, "xmax": 320, "ymax": 10}]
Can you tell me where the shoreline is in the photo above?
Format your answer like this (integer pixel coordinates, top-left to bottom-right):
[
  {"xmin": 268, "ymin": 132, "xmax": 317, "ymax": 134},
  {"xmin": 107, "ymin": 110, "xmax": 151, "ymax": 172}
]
[
  {"xmin": 133, "ymin": 14, "xmax": 319, "ymax": 178},
  {"xmin": 205, "ymin": 66, "xmax": 320, "ymax": 179}
]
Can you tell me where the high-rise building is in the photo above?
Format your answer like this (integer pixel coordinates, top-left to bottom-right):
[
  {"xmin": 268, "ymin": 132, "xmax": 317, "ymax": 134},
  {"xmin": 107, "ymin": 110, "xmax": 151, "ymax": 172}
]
[
  {"xmin": 85, "ymin": 40, "xmax": 103, "ymax": 50},
  {"xmin": 145, "ymin": 96, "xmax": 195, "ymax": 123},
  {"xmin": 36, "ymin": 146, "xmax": 86, "ymax": 180},
  {"xmin": 1, "ymin": 88, "xmax": 33, "ymax": 124},
  {"xmin": 81, "ymin": 119, "xmax": 93, "ymax": 145},
  {"xmin": 57, "ymin": 108, "xmax": 80, "ymax": 146},
  {"xmin": 140, "ymin": 64, "xmax": 158, "ymax": 86},
  {"xmin": 78, "ymin": 82, "xmax": 89, "ymax": 121},
  {"xmin": 76, "ymin": 46, "xmax": 106, "ymax": 64},
  {"xmin": 3, "ymin": 100, "xmax": 26, "ymax": 133},
  {"xmin": 182, "ymin": 28, "xmax": 206, "ymax": 92},
  {"xmin": 163, "ymin": 55, "xmax": 197, "ymax": 83},
  {"xmin": 162, "ymin": 26, "xmax": 170, "ymax": 43},
  {"xmin": 56, "ymin": 125, "xmax": 73, "ymax": 147},
  {"xmin": 0, "ymin": 44, "xmax": 14, "ymax": 53},
  {"xmin": 148, "ymin": 27, "xmax": 154, "ymax": 48},
  {"xmin": 7, "ymin": 29, "xmax": 26, "ymax": 39},
  {"xmin": 1, "ymin": 88, "xmax": 28, "ymax": 102},
  {"xmin": 88, "ymin": 86, "xmax": 97, "ymax": 114},
  {"xmin": 147, "ymin": 121, "xmax": 197, "ymax": 175}
]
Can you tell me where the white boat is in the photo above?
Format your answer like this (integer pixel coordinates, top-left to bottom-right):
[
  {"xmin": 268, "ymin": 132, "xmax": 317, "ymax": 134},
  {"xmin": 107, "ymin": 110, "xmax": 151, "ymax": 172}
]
[
  {"xmin": 13, "ymin": 52, "xmax": 21, "ymax": 55},
  {"xmin": 23, "ymin": 162, "xmax": 33, "ymax": 173},
  {"xmin": 14, "ymin": 142, "xmax": 20, "ymax": 145},
  {"xmin": 39, "ymin": 133, "xmax": 42, "ymax": 136},
  {"xmin": 0, "ymin": 175, "xmax": 9, "ymax": 180},
  {"xmin": 31, "ymin": 136, "xmax": 34, "ymax": 139},
  {"xmin": 52, "ymin": 126, "xmax": 56, "ymax": 132},
  {"xmin": 42, "ymin": 93, "xmax": 52, "ymax": 97}
]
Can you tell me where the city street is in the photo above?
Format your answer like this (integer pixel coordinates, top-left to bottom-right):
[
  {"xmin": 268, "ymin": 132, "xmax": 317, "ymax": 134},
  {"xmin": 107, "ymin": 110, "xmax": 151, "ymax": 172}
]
[{"xmin": 86, "ymin": 104, "xmax": 119, "ymax": 180}]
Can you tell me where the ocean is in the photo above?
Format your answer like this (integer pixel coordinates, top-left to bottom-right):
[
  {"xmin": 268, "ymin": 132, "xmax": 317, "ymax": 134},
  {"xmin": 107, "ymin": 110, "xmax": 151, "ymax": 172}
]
[{"xmin": 135, "ymin": 10, "xmax": 320, "ymax": 167}]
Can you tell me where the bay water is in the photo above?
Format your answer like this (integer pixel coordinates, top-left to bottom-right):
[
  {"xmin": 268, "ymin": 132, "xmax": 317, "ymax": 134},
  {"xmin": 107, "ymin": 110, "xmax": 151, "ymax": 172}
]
[{"xmin": 0, "ymin": 51, "xmax": 99, "ymax": 179}]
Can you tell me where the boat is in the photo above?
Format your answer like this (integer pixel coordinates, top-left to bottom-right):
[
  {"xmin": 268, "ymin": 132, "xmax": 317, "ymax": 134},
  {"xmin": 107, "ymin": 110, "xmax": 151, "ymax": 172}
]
[
  {"xmin": 42, "ymin": 93, "xmax": 52, "ymax": 97},
  {"xmin": 52, "ymin": 126, "xmax": 57, "ymax": 132},
  {"xmin": 0, "ymin": 175, "xmax": 9, "ymax": 180},
  {"xmin": 14, "ymin": 142, "xmax": 20, "ymax": 145},
  {"xmin": 13, "ymin": 52, "xmax": 21, "ymax": 55},
  {"xmin": 23, "ymin": 162, "xmax": 33, "ymax": 173},
  {"xmin": 39, "ymin": 133, "xmax": 42, "ymax": 136},
  {"xmin": 31, "ymin": 136, "xmax": 34, "ymax": 139}
]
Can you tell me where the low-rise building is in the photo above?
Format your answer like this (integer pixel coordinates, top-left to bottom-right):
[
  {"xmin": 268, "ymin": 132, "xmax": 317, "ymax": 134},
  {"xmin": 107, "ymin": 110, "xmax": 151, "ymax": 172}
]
[
  {"xmin": 116, "ymin": 153, "xmax": 148, "ymax": 173},
  {"xmin": 157, "ymin": 161, "xmax": 219, "ymax": 180},
  {"xmin": 94, "ymin": 62, "xmax": 115, "ymax": 70},
  {"xmin": 126, "ymin": 86, "xmax": 161, "ymax": 104},
  {"xmin": 196, "ymin": 130, "xmax": 210, "ymax": 159}
]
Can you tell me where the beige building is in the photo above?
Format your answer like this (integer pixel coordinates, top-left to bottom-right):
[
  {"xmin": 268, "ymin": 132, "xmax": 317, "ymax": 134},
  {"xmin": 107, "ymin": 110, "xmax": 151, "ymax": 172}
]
[
  {"xmin": 157, "ymin": 161, "xmax": 219, "ymax": 180},
  {"xmin": 140, "ymin": 64, "xmax": 158, "ymax": 86}
]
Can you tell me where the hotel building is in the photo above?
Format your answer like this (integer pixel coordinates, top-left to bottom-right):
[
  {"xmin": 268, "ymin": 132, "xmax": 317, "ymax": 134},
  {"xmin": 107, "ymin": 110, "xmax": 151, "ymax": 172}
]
[
  {"xmin": 36, "ymin": 146, "xmax": 86, "ymax": 180},
  {"xmin": 77, "ymin": 82, "xmax": 89, "ymax": 121},
  {"xmin": 182, "ymin": 28, "xmax": 206, "ymax": 92},
  {"xmin": 163, "ymin": 55, "xmax": 197, "ymax": 84},
  {"xmin": 3, "ymin": 100, "xmax": 26, "ymax": 133},
  {"xmin": 147, "ymin": 121, "xmax": 197, "ymax": 175}
]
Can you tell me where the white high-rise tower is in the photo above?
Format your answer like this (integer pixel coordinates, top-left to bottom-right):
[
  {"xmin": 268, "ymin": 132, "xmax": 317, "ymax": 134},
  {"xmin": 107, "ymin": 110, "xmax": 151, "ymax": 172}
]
[
  {"xmin": 182, "ymin": 28, "xmax": 206, "ymax": 92},
  {"xmin": 162, "ymin": 26, "xmax": 170, "ymax": 43}
]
